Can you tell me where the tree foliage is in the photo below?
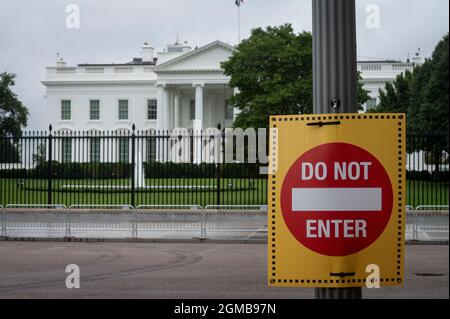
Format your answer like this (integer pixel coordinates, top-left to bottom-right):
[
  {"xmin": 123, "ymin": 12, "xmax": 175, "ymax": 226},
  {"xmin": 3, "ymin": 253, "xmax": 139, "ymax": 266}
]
[
  {"xmin": 374, "ymin": 70, "xmax": 413, "ymax": 114},
  {"xmin": 372, "ymin": 33, "xmax": 448, "ymax": 139},
  {"xmin": 0, "ymin": 72, "xmax": 29, "ymax": 163},
  {"xmin": 0, "ymin": 72, "xmax": 29, "ymax": 136},
  {"xmin": 222, "ymin": 24, "xmax": 369, "ymax": 129},
  {"xmin": 371, "ymin": 33, "xmax": 449, "ymax": 172}
]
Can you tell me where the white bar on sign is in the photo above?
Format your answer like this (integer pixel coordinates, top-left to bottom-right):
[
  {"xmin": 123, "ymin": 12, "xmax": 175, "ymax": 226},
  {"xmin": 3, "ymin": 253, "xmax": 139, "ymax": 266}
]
[{"xmin": 292, "ymin": 188, "xmax": 382, "ymax": 212}]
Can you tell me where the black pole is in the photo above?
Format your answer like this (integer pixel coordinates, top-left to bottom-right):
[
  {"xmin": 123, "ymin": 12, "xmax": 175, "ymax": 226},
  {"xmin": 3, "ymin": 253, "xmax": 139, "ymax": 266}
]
[
  {"xmin": 312, "ymin": 0, "xmax": 361, "ymax": 299},
  {"xmin": 131, "ymin": 124, "xmax": 136, "ymax": 208},
  {"xmin": 47, "ymin": 125, "xmax": 53, "ymax": 207}
]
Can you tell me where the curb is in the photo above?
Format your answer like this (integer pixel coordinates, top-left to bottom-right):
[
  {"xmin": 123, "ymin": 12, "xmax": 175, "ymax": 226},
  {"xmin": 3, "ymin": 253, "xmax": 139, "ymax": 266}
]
[
  {"xmin": 0, "ymin": 236, "xmax": 267, "ymax": 245},
  {"xmin": 0, "ymin": 236, "xmax": 447, "ymax": 245}
]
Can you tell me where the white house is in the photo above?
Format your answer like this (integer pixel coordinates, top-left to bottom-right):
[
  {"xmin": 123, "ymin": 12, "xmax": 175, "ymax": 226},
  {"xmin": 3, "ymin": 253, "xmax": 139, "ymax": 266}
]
[
  {"xmin": 358, "ymin": 52, "xmax": 424, "ymax": 112},
  {"xmin": 42, "ymin": 40, "xmax": 237, "ymax": 135},
  {"xmin": 41, "ymin": 40, "xmax": 425, "ymax": 164},
  {"xmin": 43, "ymin": 41, "xmax": 425, "ymax": 132}
]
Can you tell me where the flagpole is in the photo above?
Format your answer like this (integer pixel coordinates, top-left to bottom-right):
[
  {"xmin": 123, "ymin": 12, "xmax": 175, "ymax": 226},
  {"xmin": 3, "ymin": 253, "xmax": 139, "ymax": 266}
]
[{"xmin": 238, "ymin": 3, "xmax": 241, "ymax": 43}]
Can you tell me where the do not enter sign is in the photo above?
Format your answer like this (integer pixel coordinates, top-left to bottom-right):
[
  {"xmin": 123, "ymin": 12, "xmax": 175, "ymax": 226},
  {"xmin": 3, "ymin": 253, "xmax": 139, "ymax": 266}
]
[
  {"xmin": 268, "ymin": 114, "xmax": 406, "ymax": 288},
  {"xmin": 280, "ymin": 143, "xmax": 393, "ymax": 256}
]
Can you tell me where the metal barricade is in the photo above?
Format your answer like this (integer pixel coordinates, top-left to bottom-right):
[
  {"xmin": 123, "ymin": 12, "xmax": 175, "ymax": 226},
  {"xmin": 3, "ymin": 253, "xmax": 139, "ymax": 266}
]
[
  {"xmin": 68, "ymin": 209, "xmax": 134, "ymax": 238},
  {"xmin": 203, "ymin": 207, "xmax": 268, "ymax": 240},
  {"xmin": 132, "ymin": 209, "xmax": 204, "ymax": 239},
  {"xmin": 416, "ymin": 205, "xmax": 449, "ymax": 211},
  {"xmin": 3, "ymin": 209, "xmax": 68, "ymax": 238},
  {"xmin": 69, "ymin": 205, "xmax": 133, "ymax": 210},
  {"xmin": 5, "ymin": 204, "xmax": 67, "ymax": 209},
  {"xmin": 406, "ymin": 209, "xmax": 449, "ymax": 242}
]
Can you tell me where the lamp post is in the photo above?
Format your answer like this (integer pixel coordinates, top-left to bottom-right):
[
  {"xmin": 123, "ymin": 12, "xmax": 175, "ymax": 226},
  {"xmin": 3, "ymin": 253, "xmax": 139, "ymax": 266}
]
[{"xmin": 312, "ymin": 0, "xmax": 361, "ymax": 299}]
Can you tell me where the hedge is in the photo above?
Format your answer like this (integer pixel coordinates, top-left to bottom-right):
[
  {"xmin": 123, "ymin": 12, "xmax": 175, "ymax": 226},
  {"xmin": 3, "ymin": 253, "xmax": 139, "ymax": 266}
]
[
  {"xmin": 0, "ymin": 161, "xmax": 263, "ymax": 179},
  {"xmin": 0, "ymin": 162, "xmax": 132, "ymax": 179}
]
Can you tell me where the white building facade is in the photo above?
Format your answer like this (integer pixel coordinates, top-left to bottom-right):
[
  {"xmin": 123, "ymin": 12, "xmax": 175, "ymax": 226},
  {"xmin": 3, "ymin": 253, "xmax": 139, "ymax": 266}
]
[
  {"xmin": 43, "ymin": 40, "xmax": 424, "ymax": 130},
  {"xmin": 42, "ymin": 41, "xmax": 236, "ymax": 136},
  {"xmin": 358, "ymin": 53, "xmax": 423, "ymax": 112}
]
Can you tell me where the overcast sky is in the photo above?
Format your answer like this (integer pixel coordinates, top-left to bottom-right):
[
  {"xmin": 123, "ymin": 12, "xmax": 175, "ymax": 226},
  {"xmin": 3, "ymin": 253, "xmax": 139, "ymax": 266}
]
[{"xmin": 0, "ymin": 0, "xmax": 448, "ymax": 130}]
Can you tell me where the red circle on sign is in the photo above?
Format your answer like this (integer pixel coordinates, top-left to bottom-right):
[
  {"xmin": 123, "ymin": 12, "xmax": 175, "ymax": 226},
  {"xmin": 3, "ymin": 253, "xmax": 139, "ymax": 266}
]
[{"xmin": 280, "ymin": 143, "xmax": 393, "ymax": 256}]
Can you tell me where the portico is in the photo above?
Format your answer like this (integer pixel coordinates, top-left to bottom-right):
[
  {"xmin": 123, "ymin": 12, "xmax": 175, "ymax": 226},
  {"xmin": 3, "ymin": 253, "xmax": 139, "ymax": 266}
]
[
  {"xmin": 154, "ymin": 41, "xmax": 237, "ymax": 131},
  {"xmin": 156, "ymin": 82, "xmax": 235, "ymax": 131}
]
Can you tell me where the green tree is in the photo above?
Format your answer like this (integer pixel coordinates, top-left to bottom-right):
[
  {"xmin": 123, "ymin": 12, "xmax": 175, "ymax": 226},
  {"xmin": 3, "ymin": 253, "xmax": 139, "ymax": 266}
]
[
  {"xmin": 372, "ymin": 33, "xmax": 449, "ymax": 173},
  {"xmin": 0, "ymin": 72, "xmax": 29, "ymax": 163},
  {"xmin": 410, "ymin": 33, "xmax": 449, "ymax": 137},
  {"xmin": 222, "ymin": 24, "xmax": 369, "ymax": 129},
  {"xmin": 409, "ymin": 33, "xmax": 449, "ymax": 173},
  {"xmin": 372, "ymin": 70, "xmax": 413, "ymax": 114}
]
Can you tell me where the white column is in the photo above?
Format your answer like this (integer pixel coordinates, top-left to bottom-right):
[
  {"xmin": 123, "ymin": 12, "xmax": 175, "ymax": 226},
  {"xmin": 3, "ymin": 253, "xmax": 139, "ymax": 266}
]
[
  {"xmin": 156, "ymin": 84, "xmax": 165, "ymax": 130},
  {"xmin": 174, "ymin": 91, "xmax": 181, "ymax": 128},
  {"xmin": 164, "ymin": 88, "xmax": 171, "ymax": 130},
  {"xmin": 193, "ymin": 83, "xmax": 204, "ymax": 131},
  {"xmin": 193, "ymin": 83, "xmax": 204, "ymax": 163}
]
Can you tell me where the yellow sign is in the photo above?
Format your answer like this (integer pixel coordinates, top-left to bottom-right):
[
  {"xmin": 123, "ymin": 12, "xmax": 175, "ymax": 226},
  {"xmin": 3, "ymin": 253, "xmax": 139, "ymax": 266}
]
[{"xmin": 268, "ymin": 113, "xmax": 405, "ymax": 288}]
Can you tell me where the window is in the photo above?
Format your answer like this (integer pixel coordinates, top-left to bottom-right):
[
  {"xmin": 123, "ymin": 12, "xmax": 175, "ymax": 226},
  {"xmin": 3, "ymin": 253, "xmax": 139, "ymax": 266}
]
[
  {"xmin": 90, "ymin": 100, "xmax": 100, "ymax": 120},
  {"xmin": 61, "ymin": 100, "xmax": 71, "ymax": 120},
  {"xmin": 147, "ymin": 99, "xmax": 157, "ymax": 120},
  {"xmin": 146, "ymin": 138, "xmax": 156, "ymax": 162},
  {"xmin": 90, "ymin": 138, "xmax": 100, "ymax": 162},
  {"xmin": 366, "ymin": 98, "xmax": 377, "ymax": 111},
  {"xmin": 190, "ymin": 99, "xmax": 195, "ymax": 120},
  {"xmin": 225, "ymin": 99, "xmax": 234, "ymax": 120},
  {"xmin": 118, "ymin": 138, "xmax": 129, "ymax": 163},
  {"xmin": 118, "ymin": 100, "xmax": 129, "ymax": 120},
  {"xmin": 61, "ymin": 138, "xmax": 72, "ymax": 163}
]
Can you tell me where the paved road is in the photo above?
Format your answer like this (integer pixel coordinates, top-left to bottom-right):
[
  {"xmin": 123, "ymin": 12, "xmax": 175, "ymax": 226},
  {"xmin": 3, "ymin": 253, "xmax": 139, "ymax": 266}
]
[{"xmin": 0, "ymin": 242, "xmax": 447, "ymax": 299}]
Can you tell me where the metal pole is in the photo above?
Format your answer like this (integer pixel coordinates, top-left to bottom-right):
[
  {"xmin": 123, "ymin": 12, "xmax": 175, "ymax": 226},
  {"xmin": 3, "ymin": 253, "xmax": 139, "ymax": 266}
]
[
  {"xmin": 313, "ymin": 0, "xmax": 358, "ymax": 114},
  {"xmin": 47, "ymin": 125, "xmax": 53, "ymax": 207},
  {"xmin": 312, "ymin": 0, "xmax": 361, "ymax": 299},
  {"xmin": 131, "ymin": 124, "xmax": 136, "ymax": 208},
  {"xmin": 238, "ymin": 4, "xmax": 241, "ymax": 43}
]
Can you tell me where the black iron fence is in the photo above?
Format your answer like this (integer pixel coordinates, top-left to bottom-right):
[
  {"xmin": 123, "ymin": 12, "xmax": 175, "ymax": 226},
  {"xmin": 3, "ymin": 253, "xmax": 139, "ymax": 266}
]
[
  {"xmin": 0, "ymin": 126, "xmax": 267, "ymax": 208},
  {"xmin": 0, "ymin": 127, "xmax": 448, "ymax": 208}
]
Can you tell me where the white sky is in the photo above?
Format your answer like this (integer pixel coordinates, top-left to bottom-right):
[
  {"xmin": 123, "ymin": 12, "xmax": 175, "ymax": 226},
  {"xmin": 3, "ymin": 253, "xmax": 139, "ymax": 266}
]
[{"xmin": 0, "ymin": 0, "xmax": 448, "ymax": 130}]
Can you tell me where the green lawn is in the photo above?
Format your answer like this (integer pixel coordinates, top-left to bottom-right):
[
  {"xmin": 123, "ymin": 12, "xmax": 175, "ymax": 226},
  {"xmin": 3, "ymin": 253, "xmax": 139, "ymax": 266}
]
[
  {"xmin": 406, "ymin": 180, "xmax": 449, "ymax": 208},
  {"xmin": 0, "ymin": 178, "xmax": 267, "ymax": 207},
  {"xmin": 1, "ymin": 178, "xmax": 447, "ymax": 208}
]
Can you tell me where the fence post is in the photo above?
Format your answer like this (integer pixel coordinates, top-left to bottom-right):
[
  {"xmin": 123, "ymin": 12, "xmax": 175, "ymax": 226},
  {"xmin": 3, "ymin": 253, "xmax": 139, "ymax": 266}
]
[
  {"xmin": 1, "ymin": 207, "xmax": 6, "ymax": 237},
  {"xmin": 65, "ymin": 209, "xmax": 71, "ymax": 238},
  {"xmin": 131, "ymin": 124, "xmax": 136, "ymax": 208},
  {"xmin": 47, "ymin": 125, "xmax": 53, "ymax": 206},
  {"xmin": 200, "ymin": 210, "xmax": 207, "ymax": 239},
  {"xmin": 216, "ymin": 127, "xmax": 222, "ymax": 206},
  {"xmin": 132, "ymin": 210, "xmax": 138, "ymax": 239}
]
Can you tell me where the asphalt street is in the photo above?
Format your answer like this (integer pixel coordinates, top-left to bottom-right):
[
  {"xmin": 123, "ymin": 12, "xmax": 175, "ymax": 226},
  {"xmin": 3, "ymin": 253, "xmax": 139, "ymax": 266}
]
[{"xmin": 0, "ymin": 242, "xmax": 448, "ymax": 299}]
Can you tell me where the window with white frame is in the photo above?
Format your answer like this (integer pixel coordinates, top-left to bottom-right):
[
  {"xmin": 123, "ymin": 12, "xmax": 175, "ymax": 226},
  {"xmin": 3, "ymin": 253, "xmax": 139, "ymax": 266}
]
[
  {"xmin": 90, "ymin": 138, "xmax": 100, "ymax": 162},
  {"xmin": 90, "ymin": 100, "xmax": 100, "ymax": 120},
  {"xmin": 61, "ymin": 100, "xmax": 71, "ymax": 120},
  {"xmin": 118, "ymin": 138, "xmax": 129, "ymax": 163},
  {"xmin": 147, "ymin": 99, "xmax": 157, "ymax": 120},
  {"xmin": 61, "ymin": 138, "xmax": 72, "ymax": 163},
  {"xmin": 225, "ymin": 99, "xmax": 234, "ymax": 120},
  {"xmin": 118, "ymin": 100, "xmax": 129, "ymax": 120},
  {"xmin": 146, "ymin": 138, "xmax": 156, "ymax": 162}
]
